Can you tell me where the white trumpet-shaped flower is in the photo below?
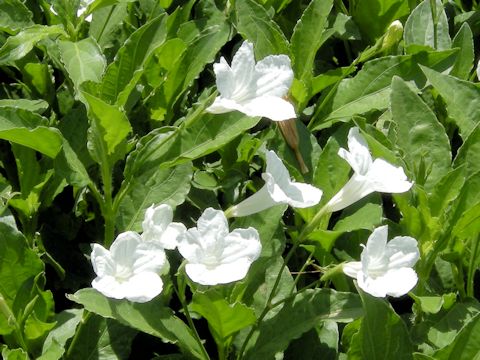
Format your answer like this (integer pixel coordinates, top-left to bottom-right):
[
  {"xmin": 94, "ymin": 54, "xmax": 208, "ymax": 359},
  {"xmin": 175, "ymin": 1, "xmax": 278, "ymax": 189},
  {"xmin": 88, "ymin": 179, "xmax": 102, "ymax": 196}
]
[
  {"xmin": 343, "ymin": 226, "xmax": 420, "ymax": 297},
  {"xmin": 77, "ymin": 0, "xmax": 93, "ymax": 21},
  {"xmin": 177, "ymin": 208, "xmax": 261, "ymax": 285},
  {"xmin": 91, "ymin": 231, "xmax": 168, "ymax": 303},
  {"xmin": 141, "ymin": 204, "xmax": 186, "ymax": 250},
  {"xmin": 206, "ymin": 41, "xmax": 296, "ymax": 121},
  {"xmin": 226, "ymin": 150, "xmax": 323, "ymax": 217},
  {"xmin": 325, "ymin": 127, "xmax": 412, "ymax": 212}
]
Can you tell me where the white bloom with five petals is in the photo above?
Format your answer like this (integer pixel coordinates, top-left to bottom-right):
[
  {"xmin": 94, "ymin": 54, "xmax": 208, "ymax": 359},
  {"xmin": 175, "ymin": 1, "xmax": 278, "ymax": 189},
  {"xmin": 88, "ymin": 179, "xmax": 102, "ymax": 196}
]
[
  {"xmin": 343, "ymin": 225, "xmax": 420, "ymax": 297},
  {"xmin": 141, "ymin": 204, "xmax": 186, "ymax": 250},
  {"xmin": 91, "ymin": 231, "xmax": 168, "ymax": 302},
  {"xmin": 226, "ymin": 150, "xmax": 323, "ymax": 217},
  {"xmin": 177, "ymin": 208, "xmax": 261, "ymax": 285},
  {"xmin": 206, "ymin": 41, "xmax": 296, "ymax": 121},
  {"xmin": 325, "ymin": 127, "xmax": 413, "ymax": 212}
]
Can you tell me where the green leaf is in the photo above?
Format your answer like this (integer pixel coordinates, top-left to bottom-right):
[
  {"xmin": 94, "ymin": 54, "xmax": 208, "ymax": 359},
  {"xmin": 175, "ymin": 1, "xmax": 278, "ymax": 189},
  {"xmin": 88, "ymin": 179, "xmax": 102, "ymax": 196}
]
[
  {"xmin": 125, "ymin": 103, "xmax": 260, "ymax": 175},
  {"xmin": 81, "ymin": 91, "xmax": 132, "ymax": 162},
  {"xmin": 333, "ymin": 202, "xmax": 383, "ymax": 232},
  {"xmin": 348, "ymin": 287, "xmax": 413, "ymax": 359},
  {"xmin": 0, "ymin": 0, "xmax": 33, "ymax": 33},
  {"xmin": 89, "ymin": 4, "xmax": 128, "ymax": 49},
  {"xmin": 290, "ymin": 0, "xmax": 333, "ymax": 91},
  {"xmin": 390, "ymin": 76, "xmax": 451, "ymax": 190},
  {"xmin": 63, "ymin": 313, "xmax": 137, "ymax": 360},
  {"xmin": 453, "ymin": 124, "xmax": 480, "ymax": 176},
  {"xmin": 0, "ymin": 108, "xmax": 63, "ymax": 158},
  {"xmin": 421, "ymin": 66, "xmax": 480, "ymax": 140},
  {"xmin": 1, "ymin": 347, "xmax": 29, "ymax": 360},
  {"xmin": 450, "ymin": 23, "xmax": 474, "ymax": 80},
  {"xmin": 235, "ymin": 0, "xmax": 290, "ymax": 59},
  {"xmin": 68, "ymin": 288, "xmax": 205, "ymax": 359},
  {"xmin": 116, "ymin": 162, "xmax": 193, "ymax": 232},
  {"xmin": 100, "ymin": 14, "xmax": 168, "ymax": 106},
  {"xmin": 309, "ymin": 49, "xmax": 457, "ymax": 131},
  {"xmin": 0, "ymin": 99, "xmax": 48, "ymax": 114},
  {"xmin": 428, "ymin": 166, "xmax": 466, "ymax": 218},
  {"xmin": 404, "ymin": 0, "xmax": 451, "ymax": 51},
  {"xmin": 0, "ymin": 216, "xmax": 43, "ymax": 334},
  {"xmin": 38, "ymin": 309, "xmax": 84, "ymax": 360},
  {"xmin": 451, "ymin": 201, "xmax": 480, "ymax": 240},
  {"xmin": 244, "ymin": 289, "xmax": 362, "ymax": 359},
  {"xmin": 433, "ymin": 312, "xmax": 480, "ymax": 359},
  {"xmin": 58, "ymin": 38, "xmax": 106, "ymax": 99},
  {"xmin": 85, "ymin": 0, "xmax": 136, "ymax": 14},
  {"xmin": 284, "ymin": 321, "xmax": 338, "ymax": 360},
  {"xmin": 350, "ymin": 0, "xmax": 410, "ymax": 42},
  {"xmin": 190, "ymin": 290, "xmax": 256, "ymax": 344},
  {"xmin": 0, "ymin": 25, "xmax": 66, "ymax": 64}
]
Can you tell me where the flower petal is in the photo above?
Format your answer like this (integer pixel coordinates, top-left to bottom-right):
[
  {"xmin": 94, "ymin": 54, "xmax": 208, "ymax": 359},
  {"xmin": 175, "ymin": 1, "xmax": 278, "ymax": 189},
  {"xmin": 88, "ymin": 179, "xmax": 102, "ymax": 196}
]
[
  {"xmin": 265, "ymin": 150, "xmax": 291, "ymax": 188},
  {"xmin": 240, "ymin": 95, "xmax": 296, "ymax": 121},
  {"xmin": 283, "ymin": 182, "xmax": 323, "ymax": 208},
  {"xmin": 383, "ymin": 267, "xmax": 418, "ymax": 297},
  {"xmin": 214, "ymin": 57, "xmax": 235, "ymax": 98},
  {"xmin": 110, "ymin": 231, "xmax": 142, "ymax": 267},
  {"xmin": 91, "ymin": 244, "xmax": 115, "ymax": 277},
  {"xmin": 122, "ymin": 272, "xmax": 164, "ymax": 303},
  {"xmin": 230, "ymin": 41, "xmax": 257, "ymax": 101},
  {"xmin": 132, "ymin": 242, "xmax": 167, "ymax": 274},
  {"xmin": 338, "ymin": 128, "xmax": 372, "ymax": 175},
  {"xmin": 185, "ymin": 259, "xmax": 253, "ymax": 285},
  {"xmin": 368, "ymin": 159, "xmax": 413, "ymax": 193},
  {"xmin": 196, "ymin": 207, "xmax": 229, "ymax": 239},
  {"xmin": 158, "ymin": 222, "xmax": 187, "ymax": 250},
  {"xmin": 325, "ymin": 173, "xmax": 375, "ymax": 212},
  {"xmin": 385, "ymin": 236, "xmax": 420, "ymax": 269},
  {"xmin": 92, "ymin": 276, "xmax": 125, "ymax": 300},
  {"xmin": 222, "ymin": 227, "xmax": 262, "ymax": 263},
  {"xmin": 343, "ymin": 261, "xmax": 362, "ymax": 278},
  {"xmin": 226, "ymin": 185, "xmax": 279, "ymax": 217},
  {"xmin": 255, "ymin": 54, "xmax": 293, "ymax": 98},
  {"xmin": 177, "ymin": 229, "xmax": 203, "ymax": 263}
]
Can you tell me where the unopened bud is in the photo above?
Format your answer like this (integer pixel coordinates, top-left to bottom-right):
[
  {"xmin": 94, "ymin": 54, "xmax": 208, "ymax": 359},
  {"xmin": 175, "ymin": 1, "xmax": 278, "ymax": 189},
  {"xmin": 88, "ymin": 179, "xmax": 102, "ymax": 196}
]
[
  {"xmin": 277, "ymin": 118, "xmax": 309, "ymax": 174},
  {"xmin": 381, "ymin": 20, "xmax": 403, "ymax": 52}
]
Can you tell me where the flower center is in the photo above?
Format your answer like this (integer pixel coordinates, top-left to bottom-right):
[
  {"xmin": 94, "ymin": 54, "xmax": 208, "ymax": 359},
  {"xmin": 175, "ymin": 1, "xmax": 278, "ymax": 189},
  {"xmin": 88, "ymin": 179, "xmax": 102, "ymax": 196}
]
[{"xmin": 114, "ymin": 264, "xmax": 133, "ymax": 283}]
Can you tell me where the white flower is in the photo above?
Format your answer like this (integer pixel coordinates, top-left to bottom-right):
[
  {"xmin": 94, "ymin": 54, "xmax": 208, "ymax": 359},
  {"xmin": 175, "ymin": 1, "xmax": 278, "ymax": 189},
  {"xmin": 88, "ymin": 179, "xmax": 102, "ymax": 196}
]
[
  {"xmin": 325, "ymin": 127, "xmax": 412, "ymax": 212},
  {"xmin": 141, "ymin": 204, "xmax": 186, "ymax": 250},
  {"xmin": 77, "ymin": 0, "xmax": 93, "ymax": 22},
  {"xmin": 91, "ymin": 231, "xmax": 168, "ymax": 303},
  {"xmin": 177, "ymin": 208, "xmax": 261, "ymax": 285},
  {"xmin": 226, "ymin": 150, "xmax": 322, "ymax": 217},
  {"xmin": 206, "ymin": 41, "xmax": 296, "ymax": 121},
  {"xmin": 343, "ymin": 226, "xmax": 420, "ymax": 297}
]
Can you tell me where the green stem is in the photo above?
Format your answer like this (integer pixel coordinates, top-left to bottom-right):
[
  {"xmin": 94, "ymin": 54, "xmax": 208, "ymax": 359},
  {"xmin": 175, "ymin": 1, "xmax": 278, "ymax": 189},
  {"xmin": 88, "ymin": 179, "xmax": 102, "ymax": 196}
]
[
  {"xmin": 174, "ymin": 277, "xmax": 210, "ymax": 360},
  {"xmin": 467, "ymin": 235, "xmax": 480, "ymax": 297},
  {"xmin": 238, "ymin": 205, "xmax": 330, "ymax": 358},
  {"xmin": 66, "ymin": 311, "xmax": 92, "ymax": 358},
  {"xmin": 0, "ymin": 294, "xmax": 28, "ymax": 352},
  {"xmin": 290, "ymin": 250, "xmax": 315, "ymax": 295}
]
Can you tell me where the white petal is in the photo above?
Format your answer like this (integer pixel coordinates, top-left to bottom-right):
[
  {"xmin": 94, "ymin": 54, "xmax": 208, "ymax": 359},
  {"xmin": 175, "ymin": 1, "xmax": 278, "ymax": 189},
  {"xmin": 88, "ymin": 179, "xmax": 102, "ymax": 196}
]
[
  {"xmin": 214, "ymin": 58, "xmax": 235, "ymax": 98},
  {"xmin": 230, "ymin": 42, "xmax": 257, "ymax": 101},
  {"xmin": 227, "ymin": 185, "xmax": 279, "ymax": 217},
  {"xmin": 91, "ymin": 244, "xmax": 115, "ymax": 277},
  {"xmin": 364, "ymin": 226, "xmax": 388, "ymax": 260},
  {"xmin": 122, "ymin": 272, "xmax": 164, "ymax": 303},
  {"xmin": 255, "ymin": 54, "xmax": 293, "ymax": 98},
  {"xmin": 92, "ymin": 276, "xmax": 125, "ymax": 300},
  {"xmin": 385, "ymin": 236, "xmax": 420, "ymax": 269},
  {"xmin": 368, "ymin": 159, "xmax": 413, "ymax": 193},
  {"xmin": 205, "ymin": 97, "xmax": 241, "ymax": 114},
  {"xmin": 338, "ymin": 128, "xmax": 372, "ymax": 175},
  {"xmin": 240, "ymin": 95, "xmax": 296, "ymax": 121},
  {"xmin": 343, "ymin": 261, "xmax": 362, "ymax": 278},
  {"xmin": 185, "ymin": 259, "xmax": 252, "ymax": 285},
  {"xmin": 196, "ymin": 207, "xmax": 229, "ymax": 239},
  {"xmin": 383, "ymin": 267, "xmax": 418, "ymax": 297},
  {"xmin": 325, "ymin": 174, "xmax": 375, "ymax": 212},
  {"xmin": 142, "ymin": 204, "xmax": 173, "ymax": 236},
  {"xmin": 356, "ymin": 270, "xmax": 388, "ymax": 297},
  {"xmin": 265, "ymin": 150, "xmax": 291, "ymax": 188},
  {"xmin": 178, "ymin": 228, "xmax": 206, "ymax": 263},
  {"xmin": 222, "ymin": 228, "xmax": 262, "ymax": 263},
  {"xmin": 158, "ymin": 222, "xmax": 187, "ymax": 250},
  {"xmin": 283, "ymin": 182, "xmax": 323, "ymax": 208},
  {"xmin": 263, "ymin": 173, "xmax": 289, "ymax": 203},
  {"xmin": 132, "ymin": 243, "xmax": 168, "ymax": 274},
  {"xmin": 110, "ymin": 231, "xmax": 142, "ymax": 267}
]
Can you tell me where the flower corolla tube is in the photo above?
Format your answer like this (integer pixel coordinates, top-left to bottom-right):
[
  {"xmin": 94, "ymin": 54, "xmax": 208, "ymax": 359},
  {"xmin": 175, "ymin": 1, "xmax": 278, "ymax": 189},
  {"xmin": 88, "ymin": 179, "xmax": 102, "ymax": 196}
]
[
  {"xmin": 91, "ymin": 231, "xmax": 168, "ymax": 302},
  {"xmin": 206, "ymin": 41, "xmax": 296, "ymax": 121},
  {"xmin": 343, "ymin": 225, "xmax": 420, "ymax": 297},
  {"xmin": 227, "ymin": 150, "xmax": 322, "ymax": 217},
  {"xmin": 325, "ymin": 127, "xmax": 413, "ymax": 212},
  {"xmin": 177, "ymin": 208, "xmax": 262, "ymax": 285}
]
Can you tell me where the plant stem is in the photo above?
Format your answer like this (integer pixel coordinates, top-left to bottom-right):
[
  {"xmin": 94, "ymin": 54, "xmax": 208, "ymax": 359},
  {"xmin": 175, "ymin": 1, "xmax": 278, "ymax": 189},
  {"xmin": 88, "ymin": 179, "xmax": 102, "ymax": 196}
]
[
  {"xmin": 174, "ymin": 277, "xmax": 210, "ymax": 360},
  {"xmin": 0, "ymin": 294, "xmax": 28, "ymax": 352},
  {"xmin": 65, "ymin": 310, "xmax": 92, "ymax": 358}
]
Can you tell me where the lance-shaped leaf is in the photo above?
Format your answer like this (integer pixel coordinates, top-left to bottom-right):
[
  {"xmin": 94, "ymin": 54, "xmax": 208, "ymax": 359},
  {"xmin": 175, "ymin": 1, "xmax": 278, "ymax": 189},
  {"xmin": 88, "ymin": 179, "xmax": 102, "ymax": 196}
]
[
  {"xmin": 0, "ymin": 0, "xmax": 33, "ymax": 33},
  {"xmin": 58, "ymin": 38, "xmax": 106, "ymax": 99},
  {"xmin": 390, "ymin": 76, "xmax": 451, "ymax": 190},
  {"xmin": 100, "ymin": 13, "xmax": 168, "ymax": 106},
  {"xmin": 0, "ymin": 25, "xmax": 66, "ymax": 64}
]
